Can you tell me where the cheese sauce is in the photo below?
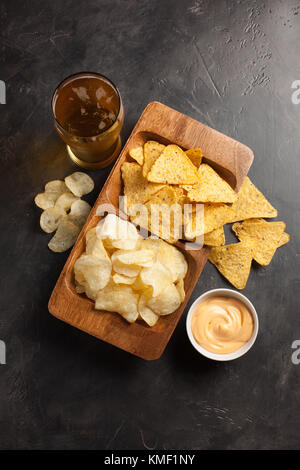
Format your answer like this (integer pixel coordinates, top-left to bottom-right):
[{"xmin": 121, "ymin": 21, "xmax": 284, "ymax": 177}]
[{"xmin": 191, "ymin": 296, "xmax": 254, "ymax": 354}]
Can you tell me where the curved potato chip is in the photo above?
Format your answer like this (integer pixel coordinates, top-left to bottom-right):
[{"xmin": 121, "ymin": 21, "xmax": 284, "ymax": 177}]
[
  {"xmin": 140, "ymin": 261, "xmax": 171, "ymax": 297},
  {"xmin": 40, "ymin": 206, "xmax": 65, "ymax": 233},
  {"xmin": 175, "ymin": 279, "xmax": 185, "ymax": 302},
  {"xmin": 55, "ymin": 192, "xmax": 79, "ymax": 212},
  {"xmin": 48, "ymin": 218, "xmax": 80, "ymax": 252},
  {"xmin": 138, "ymin": 290, "xmax": 159, "ymax": 326},
  {"xmin": 45, "ymin": 180, "xmax": 68, "ymax": 193},
  {"xmin": 111, "ymin": 251, "xmax": 141, "ymax": 278},
  {"xmin": 115, "ymin": 249, "xmax": 156, "ymax": 268},
  {"xmin": 96, "ymin": 213, "xmax": 141, "ymax": 250},
  {"xmin": 74, "ymin": 253, "xmax": 111, "ymax": 291},
  {"xmin": 68, "ymin": 199, "xmax": 91, "ymax": 228},
  {"xmin": 86, "ymin": 234, "xmax": 109, "ymax": 260},
  {"xmin": 147, "ymin": 283, "xmax": 181, "ymax": 316},
  {"xmin": 95, "ymin": 284, "xmax": 139, "ymax": 323},
  {"xmin": 34, "ymin": 191, "xmax": 61, "ymax": 210},
  {"xmin": 65, "ymin": 172, "xmax": 94, "ymax": 197},
  {"xmin": 112, "ymin": 273, "xmax": 136, "ymax": 285},
  {"xmin": 141, "ymin": 238, "xmax": 187, "ymax": 282}
]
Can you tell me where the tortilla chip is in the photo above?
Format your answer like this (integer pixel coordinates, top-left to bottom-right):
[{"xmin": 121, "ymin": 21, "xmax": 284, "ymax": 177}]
[
  {"xmin": 183, "ymin": 203, "xmax": 235, "ymax": 239},
  {"xmin": 209, "ymin": 241, "xmax": 255, "ymax": 289},
  {"xmin": 143, "ymin": 141, "xmax": 165, "ymax": 177},
  {"xmin": 204, "ymin": 227, "xmax": 225, "ymax": 246},
  {"xmin": 278, "ymin": 232, "xmax": 290, "ymax": 248},
  {"xmin": 147, "ymin": 144, "xmax": 200, "ymax": 185},
  {"xmin": 232, "ymin": 218, "xmax": 286, "ymax": 265},
  {"xmin": 129, "ymin": 146, "xmax": 144, "ymax": 165},
  {"xmin": 185, "ymin": 148, "xmax": 203, "ymax": 167},
  {"xmin": 230, "ymin": 177, "xmax": 278, "ymax": 222},
  {"xmin": 182, "ymin": 164, "xmax": 237, "ymax": 203},
  {"xmin": 121, "ymin": 162, "xmax": 165, "ymax": 209}
]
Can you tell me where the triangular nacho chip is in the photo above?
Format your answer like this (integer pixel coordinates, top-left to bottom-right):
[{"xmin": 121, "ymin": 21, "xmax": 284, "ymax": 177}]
[
  {"xmin": 204, "ymin": 227, "xmax": 225, "ymax": 246},
  {"xmin": 129, "ymin": 146, "xmax": 144, "ymax": 165},
  {"xmin": 230, "ymin": 177, "xmax": 278, "ymax": 222},
  {"xmin": 185, "ymin": 148, "xmax": 203, "ymax": 167},
  {"xmin": 183, "ymin": 203, "xmax": 235, "ymax": 239},
  {"xmin": 182, "ymin": 164, "xmax": 237, "ymax": 203},
  {"xmin": 121, "ymin": 162, "xmax": 165, "ymax": 209},
  {"xmin": 142, "ymin": 141, "xmax": 165, "ymax": 177},
  {"xmin": 147, "ymin": 144, "xmax": 200, "ymax": 185},
  {"xmin": 209, "ymin": 241, "xmax": 255, "ymax": 289},
  {"xmin": 278, "ymin": 232, "xmax": 290, "ymax": 248},
  {"xmin": 232, "ymin": 218, "xmax": 286, "ymax": 265}
]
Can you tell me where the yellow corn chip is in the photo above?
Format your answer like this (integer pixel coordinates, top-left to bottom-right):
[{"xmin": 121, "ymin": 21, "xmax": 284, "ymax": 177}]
[
  {"xmin": 185, "ymin": 148, "xmax": 203, "ymax": 167},
  {"xmin": 204, "ymin": 227, "xmax": 225, "ymax": 246},
  {"xmin": 182, "ymin": 164, "xmax": 237, "ymax": 203},
  {"xmin": 209, "ymin": 241, "xmax": 255, "ymax": 289},
  {"xmin": 121, "ymin": 162, "xmax": 165, "ymax": 209},
  {"xmin": 147, "ymin": 145, "xmax": 200, "ymax": 185},
  {"xmin": 278, "ymin": 232, "xmax": 290, "ymax": 248},
  {"xmin": 129, "ymin": 146, "xmax": 144, "ymax": 165},
  {"xmin": 232, "ymin": 218, "xmax": 286, "ymax": 266},
  {"xmin": 230, "ymin": 177, "xmax": 278, "ymax": 222},
  {"xmin": 142, "ymin": 141, "xmax": 165, "ymax": 177},
  {"xmin": 183, "ymin": 203, "xmax": 235, "ymax": 239}
]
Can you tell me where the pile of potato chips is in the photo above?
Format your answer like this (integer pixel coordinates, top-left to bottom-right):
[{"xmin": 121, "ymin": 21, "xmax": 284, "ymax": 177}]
[
  {"xmin": 123, "ymin": 141, "xmax": 289, "ymax": 289},
  {"xmin": 34, "ymin": 172, "xmax": 94, "ymax": 252},
  {"xmin": 74, "ymin": 214, "xmax": 187, "ymax": 326}
]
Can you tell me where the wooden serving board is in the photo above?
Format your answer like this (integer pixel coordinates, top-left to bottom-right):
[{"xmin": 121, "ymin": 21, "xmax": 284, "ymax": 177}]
[{"xmin": 48, "ymin": 101, "xmax": 254, "ymax": 360}]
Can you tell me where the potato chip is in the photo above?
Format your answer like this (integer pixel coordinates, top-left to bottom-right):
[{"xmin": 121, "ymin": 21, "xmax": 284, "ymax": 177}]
[
  {"xmin": 175, "ymin": 278, "xmax": 185, "ymax": 302},
  {"xmin": 147, "ymin": 144, "xmax": 200, "ymax": 185},
  {"xmin": 96, "ymin": 213, "xmax": 141, "ymax": 251},
  {"xmin": 230, "ymin": 177, "xmax": 278, "ymax": 222},
  {"xmin": 40, "ymin": 206, "xmax": 65, "ymax": 233},
  {"xmin": 95, "ymin": 284, "xmax": 139, "ymax": 323},
  {"xmin": 142, "ymin": 141, "xmax": 165, "ymax": 177},
  {"xmin": 121, "ymin": 162, "xmax": 165, "ymax": 208},
  {"xmin": 68, "ymin": 199, "xmax": 91, "ymax": 228},
  {"xmin": 111, "ymin": 250, "xmax": 141, "ymax": 278},
  {"xmin": 182, "ymin": 164, "xmax": 237, "ymax": 203},
  {"xmin": 278, "ymin": 232, "xmax": 290, "ymax": 248},
  {"xmin": 140, "ymin": 261, "xmax": 172, "ymax": 297},
  {"xmin": 208, "ymin": 241, "xmax": 255, "ymax": 289},
  {"xmin": 86, "ymin": 234, "xmax": 109, "ymax": 260},
  {"xmin": 232, "ymin": 218, "xmax": 286, "ymax": 266},
  {"xmin": 204, "ymin": 227, "xmax": 225, "ymax": 246},
  {"xmin": 45, "ymin": 180, "xmax": 68, "ymax": 194},
  {"xmin": 138, "ymin": 290, "xmax": 159, "ymax": 326},
  {"xmin": 55, "ymin": 192, "xmax": 79, "ymax": 212},
  {"xmin": 65, "ymin": 172, "xmax": 94, "ymax": 197},
  {"xmin": 112, "ymin": 273, "xmax": 136, "ymax": 285},
  {"xmin": 48, "ymin": 218, "xmax": 80, "ymax": 252},
  {"xmin": 115, "ymin": 249, "xmax": 156, "ymax": 268},
  {"xmin": 185, "ymin": 148, "xmax": 203, "ymax": 167},
  {"xmin": 141, "ymin": 238, "xmax": 187, "ymax": 282},
  {"xmin": 34, "ymin": 180, "xmax": 68, "ymax": 209},
  {"xmin": 147, "ymin": 283, "xmax": 181, "ymax": 315},
  {"xmin": 74, "ymin": 253, "xmax": 111, "ymax": 291},
  {"xmin": 129, "ymin": 146, "xmax": 144, "ymax": 165}
]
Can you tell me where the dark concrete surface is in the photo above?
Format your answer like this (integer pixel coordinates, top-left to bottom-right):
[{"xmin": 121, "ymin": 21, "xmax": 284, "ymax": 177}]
[{"xmin": 0, "ymin": 0, "xmax": 300, "ymax": 450}]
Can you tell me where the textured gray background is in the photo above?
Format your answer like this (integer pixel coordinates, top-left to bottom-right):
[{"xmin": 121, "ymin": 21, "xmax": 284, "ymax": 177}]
[{"xmin": 0, "ymin": 0, "xmax": 300, "ymax": 450}]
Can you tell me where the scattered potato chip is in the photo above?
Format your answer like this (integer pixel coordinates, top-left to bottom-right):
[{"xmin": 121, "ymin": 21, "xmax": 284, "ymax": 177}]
[
  {"xmin": 138, "ymin": 290, "xmax": 159, "ymax": 326},
  {"xmin": 68, "ymin": 199, "xmax": 91, "ymax": 228},
  {"xmin": 175, "ymin": 279, "xmax": 185, "ymax": 302},
  {"xmin": 95, "ymin": 284, "xmax": 139, "ymax": 323},
  {"xmin": 40, "ymin": 206, "xmax": 65, "ymax": 233},
  {"xmin": 147, "ymin": 283, "xmax": 181, "ymax": 315},
  {"xmin": 140, "ymin": 261, "xmax": 172, "ymax": 297},
  {"xmin": 45, "ymin": 180, "xmax": 68, "ymax": 194},
  {"xmin": 142, "ymin": 141, "xmax": 165, "ymax": 177},
  {"xmin": 147, "ymin": 144, "xmax": 200, "ymax": 185},
  {"xmin": 278, "ymin": 232, "xmax": 290, "ymax": 248},
  {"xmin": 55, "ymin": 192, "xmax": 79, "ymax": 212},
  {"xmin": 121, "ymin": 162, "xmax": 165, "ymax": 209},
  {"xmin": 204, "ymin": 227, "xmax": 225, "ymax": 246},
  {"xmin": 65, "ymin": 172, "xmax": 94, "ymax": 197},
  {"xmin": 48, "ymin": 218, "xmax": 80, "ymax": 253},
  {"xmin": 182, "ymin": 164, "xmax": 237, "ymax": 203},
  {"xmin": 208, "ymin": 241, "xmax": 255, "ymax": 289},
  {"xmin": 112, "ymin": 273, "xmax": 136, "ymax": 285},
  {"xmin": 230, "ymin": 177, "xmax": 278, "ymax": 222},
  {"xmin": 74, "ymin": 253, "xmax": 111, "ymax": 291},
  {"xmin": 232, "ymin": 218, "xmax": 286, "ymax": 266},
  {"xmin": 129, "ymin": 146, "xmax": 144, "ymax": 165},
  {"xmin": 34, "ymin": 179, "xmax": 68, "ymax": 209},
  {"xmin": 185, "ymin": 148, "xmax": 203, "ymax": 167}
]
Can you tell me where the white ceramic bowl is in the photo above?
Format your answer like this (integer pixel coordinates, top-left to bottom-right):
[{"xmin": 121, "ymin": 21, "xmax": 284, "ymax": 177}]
[{"xmin": 186, "ymin": 288, "xmax": 259, "ymax": 361}]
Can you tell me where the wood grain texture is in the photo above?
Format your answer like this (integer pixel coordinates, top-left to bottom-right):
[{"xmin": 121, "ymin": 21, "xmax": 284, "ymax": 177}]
[{"xmin": 48, "ymin": 101, "xmax": 254, "ymax": 360}]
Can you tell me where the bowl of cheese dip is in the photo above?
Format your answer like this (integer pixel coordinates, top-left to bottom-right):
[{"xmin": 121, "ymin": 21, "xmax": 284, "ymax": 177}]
[{"xmin": 186, "ymin": 288, "xmax": 259, "ymax": 361}]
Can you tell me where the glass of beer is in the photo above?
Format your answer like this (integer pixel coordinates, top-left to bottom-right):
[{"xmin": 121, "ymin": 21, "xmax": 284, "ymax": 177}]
[{"xmin": 52, "ymin": 72, "xmax": 124, "ymax": 169}]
